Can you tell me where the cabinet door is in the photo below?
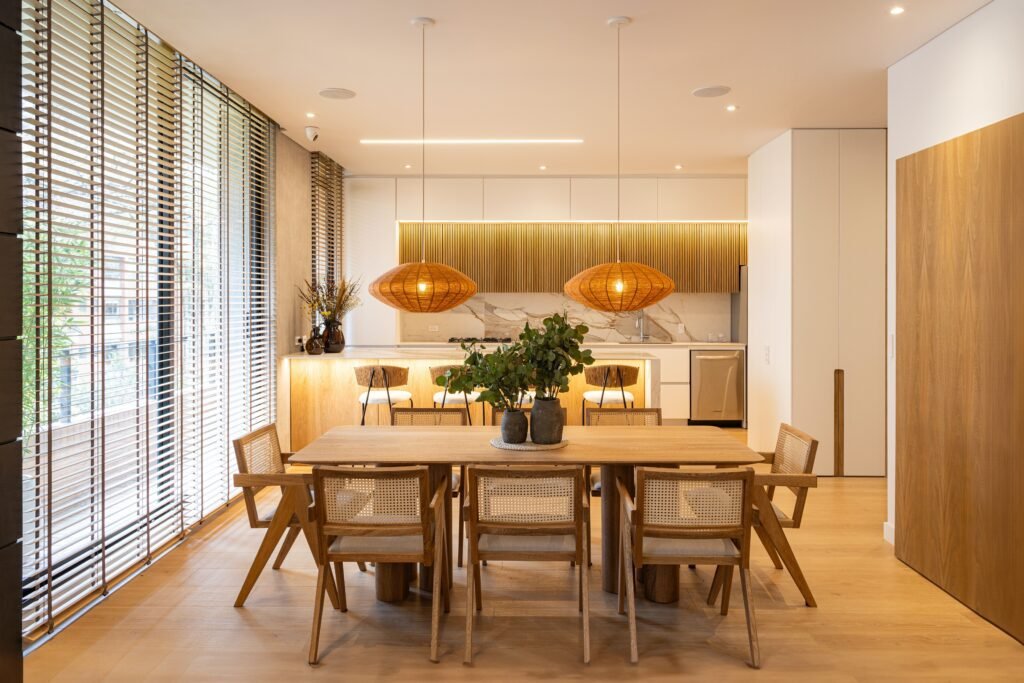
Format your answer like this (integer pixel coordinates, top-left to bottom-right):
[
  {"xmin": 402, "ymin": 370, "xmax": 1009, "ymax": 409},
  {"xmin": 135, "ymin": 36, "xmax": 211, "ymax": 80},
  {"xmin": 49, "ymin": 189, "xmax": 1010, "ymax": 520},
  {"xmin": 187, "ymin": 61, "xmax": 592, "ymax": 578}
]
[
  {"xmin": 791, "ymin": 130, "xmax": 840, "ymax": 475},
  {"xmin": 838, "ymin": 130, "xmax": 886, "ymax": 475}
]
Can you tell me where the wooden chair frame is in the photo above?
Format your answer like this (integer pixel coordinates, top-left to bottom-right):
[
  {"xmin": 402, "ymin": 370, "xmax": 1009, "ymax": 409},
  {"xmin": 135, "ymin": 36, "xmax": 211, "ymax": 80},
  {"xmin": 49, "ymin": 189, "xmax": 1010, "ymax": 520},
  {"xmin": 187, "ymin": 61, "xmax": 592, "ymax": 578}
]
[
  {"xmin": 308, "ymin": 465, "xmax": 450, "ymax": 664},
  {"xmin": 585, "ymin": 407, "xmax": 662, "ymax": 427},
  {"xmin": 463, "ymin": 465, "xmax": 590, "ymax": 665},
  {"xmin": 618, "ymin": 466, "xmax": 759, "ymax": 668}
]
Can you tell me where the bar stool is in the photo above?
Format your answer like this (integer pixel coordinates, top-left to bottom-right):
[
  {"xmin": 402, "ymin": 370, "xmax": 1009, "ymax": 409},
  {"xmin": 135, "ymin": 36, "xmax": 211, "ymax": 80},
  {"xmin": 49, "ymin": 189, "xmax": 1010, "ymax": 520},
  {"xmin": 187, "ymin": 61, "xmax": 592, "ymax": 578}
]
[
  {"xmin": 580, "ymin": 365, "xmax": 639, "ymax": 424},
  {"xmin": 429, "ymin": 365, "xmax": 480, "ymax": 425},
  {"xmin": 355, "ymin": 365, "xmax": 412, "ymax": 426}
]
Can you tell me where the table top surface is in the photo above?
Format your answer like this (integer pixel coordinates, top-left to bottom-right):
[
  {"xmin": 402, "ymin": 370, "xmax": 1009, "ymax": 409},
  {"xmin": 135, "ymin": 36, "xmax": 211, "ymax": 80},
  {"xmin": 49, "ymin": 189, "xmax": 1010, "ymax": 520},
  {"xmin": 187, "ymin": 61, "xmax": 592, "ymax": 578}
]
[{"xmin": 291, "ymin": 425, "xmax": 762, "ymax": 467}]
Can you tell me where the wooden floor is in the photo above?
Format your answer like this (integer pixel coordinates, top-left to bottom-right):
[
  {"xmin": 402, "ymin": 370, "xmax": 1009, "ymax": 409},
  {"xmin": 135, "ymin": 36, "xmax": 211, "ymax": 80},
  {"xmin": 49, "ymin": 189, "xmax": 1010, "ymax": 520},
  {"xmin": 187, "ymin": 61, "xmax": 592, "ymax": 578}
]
[{"xmin": 26, "ymin": 475, "xmax": 1024, "ymax": 681}]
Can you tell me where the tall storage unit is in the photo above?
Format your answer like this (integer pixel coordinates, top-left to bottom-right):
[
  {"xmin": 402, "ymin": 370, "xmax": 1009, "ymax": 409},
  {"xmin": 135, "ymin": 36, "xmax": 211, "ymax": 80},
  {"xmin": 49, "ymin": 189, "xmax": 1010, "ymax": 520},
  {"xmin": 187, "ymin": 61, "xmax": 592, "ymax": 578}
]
[{"xmin": 748, "ymin": 129, "xmax": 886, "ymax": 476}]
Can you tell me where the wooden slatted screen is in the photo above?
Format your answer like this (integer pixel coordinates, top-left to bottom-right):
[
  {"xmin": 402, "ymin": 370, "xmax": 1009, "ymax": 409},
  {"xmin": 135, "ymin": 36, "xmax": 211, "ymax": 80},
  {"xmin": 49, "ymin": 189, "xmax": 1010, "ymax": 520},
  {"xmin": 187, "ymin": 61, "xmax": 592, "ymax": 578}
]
[{"xmin": 398, "ymin": 222, "xmax": 747, "ymax": 293}]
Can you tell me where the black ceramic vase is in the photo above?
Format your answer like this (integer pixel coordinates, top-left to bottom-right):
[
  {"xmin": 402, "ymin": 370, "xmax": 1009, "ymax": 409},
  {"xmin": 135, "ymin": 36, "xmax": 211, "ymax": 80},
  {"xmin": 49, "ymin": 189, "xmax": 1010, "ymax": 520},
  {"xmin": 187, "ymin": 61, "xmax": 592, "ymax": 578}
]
[
  {"xmin": 305, "ymin": 325, "xmax": 324, "ymax": 355},
  {"xmin": 530, "ymin": 397, "xmax": 564, "ymax": 444},
  {"xmin": 500, "ymin": 409, "xmax": 528, "ymax": 444},
  {"xmin": 321, "ymin": 320, "xmax": 345, "ymax": 353}
]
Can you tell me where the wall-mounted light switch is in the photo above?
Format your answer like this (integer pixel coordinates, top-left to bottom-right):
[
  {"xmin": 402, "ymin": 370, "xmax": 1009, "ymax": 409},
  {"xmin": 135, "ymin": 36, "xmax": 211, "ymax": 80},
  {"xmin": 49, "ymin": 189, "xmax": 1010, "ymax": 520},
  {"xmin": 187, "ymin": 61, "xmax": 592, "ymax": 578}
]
[{"xmin": 428, "ymin": 325, "xmax": 439, "ymax": 332}]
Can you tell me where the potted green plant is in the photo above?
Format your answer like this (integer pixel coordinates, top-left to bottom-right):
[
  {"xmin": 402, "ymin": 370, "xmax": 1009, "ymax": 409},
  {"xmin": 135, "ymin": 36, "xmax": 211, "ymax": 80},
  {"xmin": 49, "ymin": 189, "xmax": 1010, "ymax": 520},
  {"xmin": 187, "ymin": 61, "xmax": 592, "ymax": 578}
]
[
  {"xmin": 298, "ymin": 278, "xmax": 360, "ymax": 353},
  {"xmin": 441, "ymin": 342, "xmax": 532, "ymax": 444},
  {"xmin": 518, "ymin": 313, "xmax": 595, "ymax": 444}
]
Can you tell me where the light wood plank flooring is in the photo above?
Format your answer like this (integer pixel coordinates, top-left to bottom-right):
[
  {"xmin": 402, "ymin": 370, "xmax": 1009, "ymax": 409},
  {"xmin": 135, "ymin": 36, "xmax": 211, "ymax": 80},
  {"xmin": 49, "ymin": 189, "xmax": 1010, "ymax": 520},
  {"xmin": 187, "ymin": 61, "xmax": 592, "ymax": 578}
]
[{"xmin": 26, "ymin": 477, "xmax": 1024, "ymax": 681}]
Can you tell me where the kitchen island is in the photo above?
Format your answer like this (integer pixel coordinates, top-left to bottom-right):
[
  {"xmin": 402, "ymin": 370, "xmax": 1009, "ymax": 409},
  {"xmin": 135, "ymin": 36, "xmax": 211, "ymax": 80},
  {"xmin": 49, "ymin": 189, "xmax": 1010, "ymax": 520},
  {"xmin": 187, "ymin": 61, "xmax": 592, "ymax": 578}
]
[{"xmin": 285, "ymin": 346, "xmax": 657, "ymax": 450}]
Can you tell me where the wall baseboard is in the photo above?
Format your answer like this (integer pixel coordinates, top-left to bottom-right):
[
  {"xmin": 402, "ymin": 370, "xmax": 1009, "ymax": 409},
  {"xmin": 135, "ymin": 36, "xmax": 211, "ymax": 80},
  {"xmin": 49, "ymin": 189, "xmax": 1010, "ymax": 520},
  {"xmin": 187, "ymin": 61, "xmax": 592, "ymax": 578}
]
[{"xmin": 883, "ymin": 521, "xmax": 895, "ymax": 545}]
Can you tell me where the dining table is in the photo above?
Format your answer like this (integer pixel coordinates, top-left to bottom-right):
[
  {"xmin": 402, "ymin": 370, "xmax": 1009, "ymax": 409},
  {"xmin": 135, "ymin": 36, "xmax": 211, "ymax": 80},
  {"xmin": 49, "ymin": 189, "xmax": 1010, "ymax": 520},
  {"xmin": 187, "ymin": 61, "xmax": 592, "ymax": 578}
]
[{"xmin": 287, "ymin": 424, "xmax": 817, "ymax": 607}]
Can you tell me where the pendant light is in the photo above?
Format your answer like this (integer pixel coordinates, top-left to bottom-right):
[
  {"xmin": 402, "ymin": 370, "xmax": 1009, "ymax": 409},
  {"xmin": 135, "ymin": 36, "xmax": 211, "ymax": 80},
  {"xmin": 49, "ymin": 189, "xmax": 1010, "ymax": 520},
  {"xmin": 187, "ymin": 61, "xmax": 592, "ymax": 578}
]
[
  {"xmin": 564, "ymin": 16, "xmax": 674, "ymax": 312},
  {"xmin": 370, "ymin": 17, "xmax": 477, "ymax": 313}
]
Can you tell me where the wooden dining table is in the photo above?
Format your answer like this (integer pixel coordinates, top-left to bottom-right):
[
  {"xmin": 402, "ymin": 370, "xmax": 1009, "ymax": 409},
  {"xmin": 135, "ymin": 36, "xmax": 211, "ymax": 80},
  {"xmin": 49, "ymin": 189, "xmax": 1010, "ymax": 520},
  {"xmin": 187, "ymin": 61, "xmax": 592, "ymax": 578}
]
[{"xmin": 288, "ymin": 424, "xmax": 817, "ymax": 607}]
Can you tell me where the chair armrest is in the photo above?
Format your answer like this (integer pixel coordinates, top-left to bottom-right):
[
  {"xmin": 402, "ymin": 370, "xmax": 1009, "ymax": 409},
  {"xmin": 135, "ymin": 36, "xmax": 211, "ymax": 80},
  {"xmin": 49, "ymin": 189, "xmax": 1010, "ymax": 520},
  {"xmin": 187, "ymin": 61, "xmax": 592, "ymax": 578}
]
[
  {"xmin": 757, "ymin": 451, "xmax": 776, "ymax": 464},
  {"xmin": 754, "ymin": 472, "xmax": 817, "ymax": 488},
  {"xmin": 615, "ymin": 478, "xmax": 636, "ymax": 523},
  {"xmin": 281, "ymin": 451, "xmax": 294, "ymax": 464},
  {"xmin": 234, "ymin": 472, "xmax": 309, "ymax": 487},
  {"xmin": 429, "ymin": 481, "xmax": 447, "ymax": 514}
]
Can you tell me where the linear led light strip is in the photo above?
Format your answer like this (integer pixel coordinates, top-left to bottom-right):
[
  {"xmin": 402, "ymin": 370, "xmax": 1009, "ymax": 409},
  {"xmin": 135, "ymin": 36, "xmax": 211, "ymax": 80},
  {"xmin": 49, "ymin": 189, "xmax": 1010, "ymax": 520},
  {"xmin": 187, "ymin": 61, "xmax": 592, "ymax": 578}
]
[{"xmin": 360, "ymin": 138, "xmax": 584, "ymax": 145}]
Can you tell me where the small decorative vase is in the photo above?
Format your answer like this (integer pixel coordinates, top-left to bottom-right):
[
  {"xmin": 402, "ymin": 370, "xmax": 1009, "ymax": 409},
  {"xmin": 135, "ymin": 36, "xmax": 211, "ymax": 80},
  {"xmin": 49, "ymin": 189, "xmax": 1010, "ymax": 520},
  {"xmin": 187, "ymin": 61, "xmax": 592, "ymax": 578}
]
[
  {"xmin": 530, "ymin": 397, "xmax": 564, "ymax": 444},
  {"xmin": 500, "ymin": 409, "xmax": 528, "ymax": 444},
  {"xmin": 321, "ymin": 320, "xmax": 345, "ymax": 353},
  {"xmin": 305, "ymin": 326, "xmax": 324, "ymax": 355}
]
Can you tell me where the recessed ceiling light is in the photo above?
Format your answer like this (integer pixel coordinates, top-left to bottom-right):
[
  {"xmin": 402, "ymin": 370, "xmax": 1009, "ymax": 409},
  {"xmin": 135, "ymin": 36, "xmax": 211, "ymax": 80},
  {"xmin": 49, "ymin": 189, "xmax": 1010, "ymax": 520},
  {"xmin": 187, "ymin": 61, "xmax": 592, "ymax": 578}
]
[
  {"xmin": 404, "ymin": 163, "xmax": 412, "ymax": 169},
  {"xmin": 674, "ymin": 164, "xmax": 683, "ymax": 170},
  {"xmin": 725, "ymin": 104, "xmax": 738, "ymax": 112},
  {"xmin": 319, "ymin": 87, "xmax": 356, "ymax": 100},
  {"xmin": 890, "ymin": 6, "xmax": 905, "ymax": 15},
  {"xmin": 305, "ymin": 112, "xmax": 315, "ymax": 118},
  {"xmin": 691, "ymin": 85, "xmax": 732, "ymax": 98},
  {"xmin": 360, "ymin": 138, "xmax": 584, "ymax": 145},
  {"xmin": 539, "ymin": 165, "xmax": 547, "ymax": 171}
]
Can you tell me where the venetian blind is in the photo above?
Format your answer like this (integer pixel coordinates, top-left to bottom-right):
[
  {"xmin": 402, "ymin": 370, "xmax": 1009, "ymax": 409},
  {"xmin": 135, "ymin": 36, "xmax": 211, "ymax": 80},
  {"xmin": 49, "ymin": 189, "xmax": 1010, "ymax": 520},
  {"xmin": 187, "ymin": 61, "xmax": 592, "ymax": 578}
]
[
  {"xmin": 309, "ymin": 151, "xmax": 342, "ymax": 287},
  {"xmin": 20, "ymin": 0, "xmax": 275, "ymax": 638}
]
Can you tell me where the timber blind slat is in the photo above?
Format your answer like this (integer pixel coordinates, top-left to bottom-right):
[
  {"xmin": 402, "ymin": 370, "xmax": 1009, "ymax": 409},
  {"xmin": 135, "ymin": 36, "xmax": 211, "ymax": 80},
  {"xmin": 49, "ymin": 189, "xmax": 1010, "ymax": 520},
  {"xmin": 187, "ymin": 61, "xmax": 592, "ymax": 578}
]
[
  {"xmin": 310, "ymin": 151, "xmax": 342, "ymax": 286},
  {"xmin": 398, "ymin": 222, "xmax": 747, "ymax": 294}
]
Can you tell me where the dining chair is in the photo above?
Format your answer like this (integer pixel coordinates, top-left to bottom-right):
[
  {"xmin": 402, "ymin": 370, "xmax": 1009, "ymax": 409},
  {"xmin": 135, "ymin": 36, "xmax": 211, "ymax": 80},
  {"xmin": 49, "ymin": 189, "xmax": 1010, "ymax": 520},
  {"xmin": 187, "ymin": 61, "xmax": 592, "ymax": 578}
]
[
  {"xmin": 391, "ymin": 407, "xmax": 470, "ymax": 571},
  {"xmin": 232, "ymin": 425, "xmax": 306, "ymax": 589},
  {"xmin": 617, "ymin": 466, "xmax": 759, "ymax": 668},
  {"xmin": 354, "ymin": 365, "xmax": 413, "ymax": 425},
  {"xmin": 580, "ymin": 364, "xmax": 639, "ymax": 424},
  {"xmin": 708, "ymin": 423, "xmax": 818, "ymax": 608},
  {"xmin": 308, "ymin": 465, "xmax": 449, "ymax": 664},
  {"xmin": 463, "ymin": 465, "xmax": 590, "ymax": 664},
  {"xmin": 430, "ymin": 365, "xmax": 480, "ymax": 425}
]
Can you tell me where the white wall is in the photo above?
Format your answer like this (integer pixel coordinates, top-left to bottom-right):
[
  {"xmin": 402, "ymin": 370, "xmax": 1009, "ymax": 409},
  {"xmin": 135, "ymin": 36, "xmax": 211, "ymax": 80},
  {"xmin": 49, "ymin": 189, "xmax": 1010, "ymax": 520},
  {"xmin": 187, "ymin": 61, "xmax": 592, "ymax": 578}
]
[
  {"xmin": 885, "ymin": 0, "xmax": 1024, "ymax": 543},
  {"xmin": 343, "ymin": 175, "xmax": 748, "ymax": 345},
  {"xmin": 746, "ymin": 132, "xmax": 793, "ymax": 452}
]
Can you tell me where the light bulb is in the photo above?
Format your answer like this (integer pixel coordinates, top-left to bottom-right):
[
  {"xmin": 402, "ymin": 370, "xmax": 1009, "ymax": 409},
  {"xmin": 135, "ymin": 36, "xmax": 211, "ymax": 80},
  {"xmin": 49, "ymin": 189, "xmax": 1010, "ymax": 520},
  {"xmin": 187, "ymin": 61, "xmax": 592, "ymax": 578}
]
[
  {"xmin": 614, "ymin": 280, "xmax": 624, "ymax": 293},
  {"xmin": 417, "ymin": 282, "xmax": 427, "ymax": 292}
]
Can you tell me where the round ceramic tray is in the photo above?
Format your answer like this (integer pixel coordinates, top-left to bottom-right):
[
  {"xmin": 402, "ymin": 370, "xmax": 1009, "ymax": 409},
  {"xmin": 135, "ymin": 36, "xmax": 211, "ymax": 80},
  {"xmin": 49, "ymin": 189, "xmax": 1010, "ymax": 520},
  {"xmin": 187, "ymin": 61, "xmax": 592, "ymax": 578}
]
[{"xmin": 489, "ymin": 438, "xmax": 569, "ymax": 451}]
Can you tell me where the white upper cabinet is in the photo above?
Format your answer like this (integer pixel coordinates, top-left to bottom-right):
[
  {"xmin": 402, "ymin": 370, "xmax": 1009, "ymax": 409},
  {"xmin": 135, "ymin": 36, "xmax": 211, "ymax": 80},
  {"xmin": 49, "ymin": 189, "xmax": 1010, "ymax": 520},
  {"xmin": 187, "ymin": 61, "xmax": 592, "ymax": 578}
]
[
  {"xmin": 658, "ymin": 177, "xmax": 748, "ymax": 220},
  {"xmin": 482, "ymin": 178, "xmax": 571, "ymax": 220},
  {"xmin": 397, "ymin": 177, "xmax": 484, "ymax": 221}
]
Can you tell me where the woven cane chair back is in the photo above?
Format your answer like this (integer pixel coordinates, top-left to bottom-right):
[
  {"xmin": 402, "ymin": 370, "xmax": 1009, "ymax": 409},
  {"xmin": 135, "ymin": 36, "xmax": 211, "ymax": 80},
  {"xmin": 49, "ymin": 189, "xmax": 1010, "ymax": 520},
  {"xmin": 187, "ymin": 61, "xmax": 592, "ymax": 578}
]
[
  {"xmin": 586, "ymin": 408, "xmax": 662, "ymax": 426},
  {"xmin": 391, "ymin": 408, "xmax": 468, "ymax": 426}
]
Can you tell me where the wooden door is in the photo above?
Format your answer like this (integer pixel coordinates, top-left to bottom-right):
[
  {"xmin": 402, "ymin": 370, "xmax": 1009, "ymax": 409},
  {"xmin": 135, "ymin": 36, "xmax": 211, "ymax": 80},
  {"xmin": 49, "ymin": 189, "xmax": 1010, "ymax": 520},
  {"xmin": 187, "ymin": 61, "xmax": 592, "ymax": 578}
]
[{"xmin": 896, "ymin": 112, "xmax": 1024, "ymax": 644}]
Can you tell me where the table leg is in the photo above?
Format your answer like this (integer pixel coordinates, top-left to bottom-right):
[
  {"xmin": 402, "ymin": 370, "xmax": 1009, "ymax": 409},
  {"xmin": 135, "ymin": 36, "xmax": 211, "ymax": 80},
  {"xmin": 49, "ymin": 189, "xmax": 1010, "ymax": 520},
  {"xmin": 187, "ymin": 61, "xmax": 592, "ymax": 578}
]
[
  {"xmin": 376, "ymin": 564, "xmax": 410, "ymax": 602},
  {"xmin": 750, "ymin": 484, "xmax": 817, "ymax": 607},
  {"xmin": 643, "ymin": 564, "xmax": 681, "ymax": 603},
  {"xmin": 601, "ymin": 465, "xmax": 633, "ymax": 593}
]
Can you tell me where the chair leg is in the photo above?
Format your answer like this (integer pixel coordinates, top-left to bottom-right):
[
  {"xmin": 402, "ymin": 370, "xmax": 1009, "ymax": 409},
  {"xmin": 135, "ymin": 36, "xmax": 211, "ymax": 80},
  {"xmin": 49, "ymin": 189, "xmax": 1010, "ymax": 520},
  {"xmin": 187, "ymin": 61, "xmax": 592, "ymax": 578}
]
[
  {"xmin": 740, "ymin": 567, "xmax": 760, "ymax": 669},
  {"xmin": 622, "ymin": 524, "xmax": 639, "ymax": 664},
  {"xmin": 357, "ymin": 561, "xmax": 367, "ymax": 572},
  {"xmin": 474, "ymin": 562, "xmax": 483, "ymax": 611},
  {"xmin": 617, "ymin": 524, "xmax": 626, "ymax": 615},
  {"xmin": 754, "ymin": 523, "xmax": 784, "ymax": 569},
  {"xmin": 457, "ymin": 471, "xmax": 465, "ymax": 568},
  {"xmin": 720, "ymin": 566, "xmax": 734, "ymax": 616},
  {"xmin": 360, "ymin": 395, "xmax": 370, "ymax": 426},
  {"xmin": 308, "ymin": 563, "xmax": 328, "ymax": 665},
  {"xmin": 430, "ymin": 542, "xmax": 444, "ymax": 662},
  {"xmin": 333, "ymin": 562, "xmax": 348, "ymax": 612},
  {"xmin": 708, "ymin": 565, "xmax": 725, "ymax": 606},
  {"xmin": 273, "ymin": 526, "xmax": 301, "ymax": 570},
  {"xmin": 581, "ymin": 560, "xmax": 591, "ymax": 665},
  {"xmin": 464, "ymin": 554, "xmax": 475, "ymax": 664}
]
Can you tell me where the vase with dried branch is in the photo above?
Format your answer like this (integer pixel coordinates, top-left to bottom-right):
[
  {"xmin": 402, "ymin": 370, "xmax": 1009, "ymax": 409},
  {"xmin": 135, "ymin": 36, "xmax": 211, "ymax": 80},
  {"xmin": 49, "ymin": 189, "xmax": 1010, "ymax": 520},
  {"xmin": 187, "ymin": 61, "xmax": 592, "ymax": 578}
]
[{"xmin": 298, "ymin": 278, "xmax": 361, "ymax": 353}]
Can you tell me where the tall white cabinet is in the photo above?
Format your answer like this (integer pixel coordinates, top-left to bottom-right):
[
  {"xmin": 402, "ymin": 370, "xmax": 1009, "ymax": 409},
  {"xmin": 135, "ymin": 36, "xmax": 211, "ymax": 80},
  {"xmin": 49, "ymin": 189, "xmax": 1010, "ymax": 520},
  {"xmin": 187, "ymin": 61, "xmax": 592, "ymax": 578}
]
[{"xmin": 748, "ymin": 129, "xmax": 886, "ymax": 476}]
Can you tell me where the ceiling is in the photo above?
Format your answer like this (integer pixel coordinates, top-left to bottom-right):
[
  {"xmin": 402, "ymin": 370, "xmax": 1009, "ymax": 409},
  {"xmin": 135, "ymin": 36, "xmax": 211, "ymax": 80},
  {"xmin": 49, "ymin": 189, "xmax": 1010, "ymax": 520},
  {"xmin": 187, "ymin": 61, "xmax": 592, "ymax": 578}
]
[{"xmin": 116, "ymin": 0, "xmax": 989, "ymax": 176}]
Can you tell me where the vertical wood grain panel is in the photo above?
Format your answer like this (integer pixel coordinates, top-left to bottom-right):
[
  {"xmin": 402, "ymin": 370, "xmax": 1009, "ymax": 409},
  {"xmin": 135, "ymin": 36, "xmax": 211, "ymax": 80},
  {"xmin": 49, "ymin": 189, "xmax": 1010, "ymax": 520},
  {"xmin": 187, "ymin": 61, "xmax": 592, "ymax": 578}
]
[
  {"xmin": 896, "ymin": 112, "xmax": 1024, "ymax": 644},
  {"xmin": 398, "ymin": 222, "xmax": 747, "ymax": 293}
]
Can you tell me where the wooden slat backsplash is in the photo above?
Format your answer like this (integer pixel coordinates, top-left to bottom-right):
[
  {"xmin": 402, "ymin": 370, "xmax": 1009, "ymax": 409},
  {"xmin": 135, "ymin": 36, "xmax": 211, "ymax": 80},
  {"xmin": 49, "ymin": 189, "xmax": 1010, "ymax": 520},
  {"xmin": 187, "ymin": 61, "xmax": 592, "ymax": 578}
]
[{"xmin": 398, "ymin": 222, "xmax": 748, "ymax": 293}]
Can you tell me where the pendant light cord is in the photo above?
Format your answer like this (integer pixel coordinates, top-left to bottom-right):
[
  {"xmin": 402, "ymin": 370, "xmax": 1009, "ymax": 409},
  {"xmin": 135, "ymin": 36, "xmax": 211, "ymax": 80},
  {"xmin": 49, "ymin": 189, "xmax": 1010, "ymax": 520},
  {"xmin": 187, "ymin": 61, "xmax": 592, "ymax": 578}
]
[
  {"xmin": 420, "ymin": 20, "xmax": 427, "ymax": 263},
  {"xmin": 615, "ymin": 20, "xmax": 621, "ymax": 262}
]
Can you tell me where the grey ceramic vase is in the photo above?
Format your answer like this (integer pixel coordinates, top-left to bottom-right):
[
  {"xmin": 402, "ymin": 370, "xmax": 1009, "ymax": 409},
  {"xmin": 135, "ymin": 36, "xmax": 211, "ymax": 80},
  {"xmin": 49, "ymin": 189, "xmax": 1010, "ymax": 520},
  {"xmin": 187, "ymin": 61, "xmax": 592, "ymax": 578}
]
[
  {"xmin": 500, "ymin": 409, "xmax": 528, "ymax": 444},
  {"xmin": 530, "ymin": 397, "xmax": 564, "ymax": 444}
]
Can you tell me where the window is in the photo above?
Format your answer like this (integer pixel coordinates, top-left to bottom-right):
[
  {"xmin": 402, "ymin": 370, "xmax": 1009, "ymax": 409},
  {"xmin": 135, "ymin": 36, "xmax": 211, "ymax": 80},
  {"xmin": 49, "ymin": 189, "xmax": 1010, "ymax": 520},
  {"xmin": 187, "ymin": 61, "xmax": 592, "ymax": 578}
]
[
  {"xmin": 20, "ymin": 0, "xmax": 275, "ymax": 639},
  {"xmin": 310, "ymin": 151, "xmax": 343, "ymax": 287}
]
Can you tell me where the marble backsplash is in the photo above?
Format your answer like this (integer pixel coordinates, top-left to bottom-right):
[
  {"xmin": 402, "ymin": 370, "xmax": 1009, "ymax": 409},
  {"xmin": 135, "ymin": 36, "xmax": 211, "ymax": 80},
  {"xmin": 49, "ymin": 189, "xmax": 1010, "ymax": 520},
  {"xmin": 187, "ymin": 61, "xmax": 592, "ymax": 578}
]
[{"xmin": 400, "ymin": 292, "xmax": 733, "ymax": 343}]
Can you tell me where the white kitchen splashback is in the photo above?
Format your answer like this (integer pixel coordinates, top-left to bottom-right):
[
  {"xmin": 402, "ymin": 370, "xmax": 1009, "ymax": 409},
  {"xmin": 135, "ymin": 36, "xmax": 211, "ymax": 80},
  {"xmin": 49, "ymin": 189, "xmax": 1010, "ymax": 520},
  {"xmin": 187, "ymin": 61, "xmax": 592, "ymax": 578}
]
[{"xmin": 400, "ymin": 292, "xmax": 732, "ymax": 343}]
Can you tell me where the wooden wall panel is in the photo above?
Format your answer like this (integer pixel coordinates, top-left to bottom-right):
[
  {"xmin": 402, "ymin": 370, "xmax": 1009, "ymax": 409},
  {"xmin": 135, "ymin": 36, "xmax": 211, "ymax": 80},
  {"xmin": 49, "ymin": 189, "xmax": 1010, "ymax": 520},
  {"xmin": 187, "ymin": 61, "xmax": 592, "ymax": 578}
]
[
  {"xmin": 399, "ymin": 222, "xmax": 747, "ymax": 293},
  {"xmin": 896, "ymin": 112, "xmax": 1024, "ymax": 644}
]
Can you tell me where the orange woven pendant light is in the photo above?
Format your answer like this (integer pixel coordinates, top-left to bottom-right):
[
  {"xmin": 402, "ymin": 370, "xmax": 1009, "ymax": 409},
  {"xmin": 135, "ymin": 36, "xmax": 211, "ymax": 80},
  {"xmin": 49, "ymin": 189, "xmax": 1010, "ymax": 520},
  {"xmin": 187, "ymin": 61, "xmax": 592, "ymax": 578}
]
[
  {"xmin": 564, "ymin": 260, "xmax": 674, "ymax": 312},
  {"xmin": 369, "ymin": 17, "xmax": 475, "ymax": 314},
  {"xmin": 370, "ymin": 260, "xmax": 477, "ymax": 312},
  {"xmin": 564, "ymin": 17, "xmax": 674, "ymax": 314}
]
